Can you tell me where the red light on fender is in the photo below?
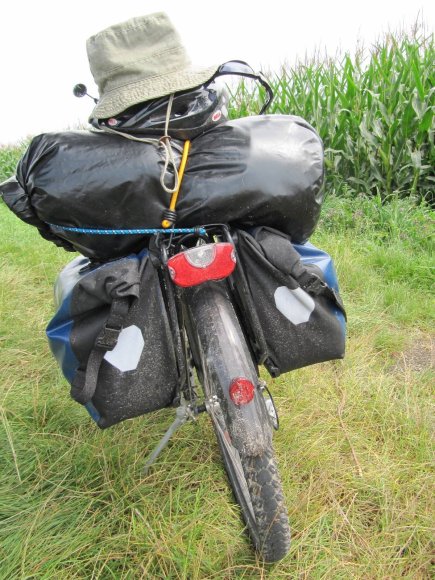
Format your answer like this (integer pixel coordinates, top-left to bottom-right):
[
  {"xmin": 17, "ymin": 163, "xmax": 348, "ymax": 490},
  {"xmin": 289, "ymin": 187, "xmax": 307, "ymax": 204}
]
[
  {"xmin": 229, "ymin": 378, "xmax": 255, "ymax": 406},
  {"xmin": 167, "ymin": 243, "xmax": 236, "ymax": 287}
]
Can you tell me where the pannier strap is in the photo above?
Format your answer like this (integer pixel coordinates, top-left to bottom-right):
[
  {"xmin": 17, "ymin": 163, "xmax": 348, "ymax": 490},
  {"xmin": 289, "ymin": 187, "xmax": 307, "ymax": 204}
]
[
  {"xmin": 248, "ymin": 228, "xmax": 346, "ymax": 318},
  {"xmin": 95, "ymin": 298, "xmax": 130, "ymax": 350},
  {"xmin": 298, "ymin": 271, "xmax": 346, "ymax": 318},
  {"xmin": 73, "ymin": 297, "xmax": 130, "ymax": 404}
]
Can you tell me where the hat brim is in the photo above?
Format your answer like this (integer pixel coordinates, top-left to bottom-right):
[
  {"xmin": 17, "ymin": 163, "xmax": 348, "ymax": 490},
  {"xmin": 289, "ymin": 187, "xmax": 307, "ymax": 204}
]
[{"xmin": 90, "ymin": 64, "xmax": 219, "ymax": 119}]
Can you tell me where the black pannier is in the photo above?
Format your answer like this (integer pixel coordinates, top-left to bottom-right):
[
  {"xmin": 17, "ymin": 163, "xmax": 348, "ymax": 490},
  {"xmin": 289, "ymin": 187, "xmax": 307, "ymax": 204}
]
[
  {"xmin": 46, "ymin": 251, "xmax": 179, "ymax": 428},
  {"xmin": 233, "ymin": 227, "xmax": 346, "ymax": 377}
]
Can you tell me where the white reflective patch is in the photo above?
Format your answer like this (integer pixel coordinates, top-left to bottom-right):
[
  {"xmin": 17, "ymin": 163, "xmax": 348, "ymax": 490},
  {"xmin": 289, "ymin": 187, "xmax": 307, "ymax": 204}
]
[
  {"xmin": 104, "ymin": 325, "xmax": 144, "ymax": 372},
  {"xmin": 274, "ymin": 286, "xmax": 315, "ymax": 325}
]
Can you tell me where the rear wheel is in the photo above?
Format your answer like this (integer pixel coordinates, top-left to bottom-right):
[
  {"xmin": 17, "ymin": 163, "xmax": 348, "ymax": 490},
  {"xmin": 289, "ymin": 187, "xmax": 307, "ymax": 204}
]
[
  {"xmin": 184, "ymin": 282, "xmax": 290, "ymax": 562},
  {"xmin": 211, "ymin": 396, "xmax": 290, "ymax": 562}
]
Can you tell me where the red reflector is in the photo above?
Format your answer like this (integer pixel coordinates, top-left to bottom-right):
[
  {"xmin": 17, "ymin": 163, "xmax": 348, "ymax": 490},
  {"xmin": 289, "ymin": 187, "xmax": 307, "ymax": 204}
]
[
  {"xmin": 229, "ymin": 378, "xmax": 255, "ymax": 406},
  {"xmin": 167, "ymin": 243, "xmax": 236, "ymax": 287}
]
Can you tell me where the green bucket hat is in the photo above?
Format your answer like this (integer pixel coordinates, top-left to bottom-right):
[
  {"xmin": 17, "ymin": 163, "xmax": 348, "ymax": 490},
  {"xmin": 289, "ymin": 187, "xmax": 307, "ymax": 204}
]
[{"xmin": 87, "ymin": 12, "xmax": 219, "ymax": 119}]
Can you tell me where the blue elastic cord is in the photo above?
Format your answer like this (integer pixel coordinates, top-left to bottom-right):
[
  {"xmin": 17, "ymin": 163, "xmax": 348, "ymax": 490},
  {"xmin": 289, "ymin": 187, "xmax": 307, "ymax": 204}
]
[{"xmin": 48, "ymin": 224, "xmax": 206, "ymax": 235}]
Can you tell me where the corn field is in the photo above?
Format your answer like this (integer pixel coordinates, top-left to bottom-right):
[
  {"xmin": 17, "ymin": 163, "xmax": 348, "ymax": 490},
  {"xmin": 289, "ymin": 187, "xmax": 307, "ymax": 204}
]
[
  {"xmin": 230, "ymin": 26, "xmax": 435, "ymax": 203},
  {"xmin": 2, "ymin": 27, "xmax": 434, "ymax": 204}
]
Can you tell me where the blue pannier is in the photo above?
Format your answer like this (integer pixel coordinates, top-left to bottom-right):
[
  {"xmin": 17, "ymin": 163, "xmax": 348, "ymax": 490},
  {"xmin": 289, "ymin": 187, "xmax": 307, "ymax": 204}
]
[{"xmin": 46, "ymin": 252, "xmax": 179, "ymax": 428}]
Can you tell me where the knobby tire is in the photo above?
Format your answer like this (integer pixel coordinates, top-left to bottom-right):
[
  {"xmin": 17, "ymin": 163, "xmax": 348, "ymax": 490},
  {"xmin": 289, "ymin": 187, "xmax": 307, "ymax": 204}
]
[{"xmin": 184, "ymin": 282, "xmax": 290, "ymax": 562}]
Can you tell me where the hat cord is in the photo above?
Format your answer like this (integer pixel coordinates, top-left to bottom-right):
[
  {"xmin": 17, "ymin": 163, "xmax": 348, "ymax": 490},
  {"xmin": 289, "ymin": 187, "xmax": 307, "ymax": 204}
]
[
  {"xmin": 92, "ymin": 94, "xmax": 179, "ymax": 195},
  {"xmin": 158, "ymin": 94, "xmax": 180, "ymax": 193}
]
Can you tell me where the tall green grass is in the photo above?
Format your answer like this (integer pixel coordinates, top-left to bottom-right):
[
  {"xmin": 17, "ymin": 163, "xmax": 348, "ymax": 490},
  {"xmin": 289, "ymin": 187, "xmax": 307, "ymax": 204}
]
[
  {"xmin": 0, "ymin": 143, "xmax": 28, "ymax": 183},
  {"xmin": 230, "ymin": 25, "xmax": 435, "ymax": 203},
  {"xmin": 1, "ymin": 198, "xmax": 433, "ymax": 577}
]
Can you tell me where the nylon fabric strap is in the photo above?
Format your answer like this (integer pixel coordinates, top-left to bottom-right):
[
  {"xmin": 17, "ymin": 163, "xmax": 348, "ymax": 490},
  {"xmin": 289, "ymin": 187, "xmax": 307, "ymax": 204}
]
[
  {"xmin": 77, "ymin": 297, "xmax": 131, "ymax": 404},
  {"xmin": 250, "ymin": 229, "xmax": 347, "ymax": 318},
  {"xmin": 258, "ymin": 231, "xmax": 304, "ymax": 278},
  {"xmin": 77, "ymin": 349, "xmax": 106, "ymax": 404},
  {"xmin": 95, "ymin": 297, "xmax": 130, "ymax": 350},
  {"xmin": 294, "ymin": 268, "xmax": 346, "ymax": 318}
]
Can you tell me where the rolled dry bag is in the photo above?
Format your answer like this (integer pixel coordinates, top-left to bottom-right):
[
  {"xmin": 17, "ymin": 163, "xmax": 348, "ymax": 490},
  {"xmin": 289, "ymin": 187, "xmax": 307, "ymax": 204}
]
[
  {"xmin": 46, "ymin": 251, "xmax": 179, "ymax": 428},
  {"xmin": 1, "ymin": 115, "xmax": 324, "ymax": 261},
  {"xmin": 233, "ymin": 227, "xmax": 346, "ymax": 376}
]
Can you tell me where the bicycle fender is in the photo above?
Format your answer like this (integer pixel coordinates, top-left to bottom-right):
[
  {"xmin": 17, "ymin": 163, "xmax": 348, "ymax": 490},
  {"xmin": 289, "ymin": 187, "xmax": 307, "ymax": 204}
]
[
  {"xmin": 212, "ymin": 386, "xmax": 272, "ymax": 457},
  {"xmin": 183, "ymin": 281, "xmax": 272, "ymax": 456}
]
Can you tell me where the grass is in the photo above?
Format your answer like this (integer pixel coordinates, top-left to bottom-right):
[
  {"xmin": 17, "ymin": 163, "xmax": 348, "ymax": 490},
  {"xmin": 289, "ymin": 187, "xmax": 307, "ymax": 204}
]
[
  {"xmin": 0, "ymin": 193, "xmax": 433, "ymax": 577},
  {"xmin": 0, "ymin": 142, "xmax": 28, "ymax": 183},
  {"xmin": 0, "ymin": 26, "xmax": 434, "ymax": 577}
]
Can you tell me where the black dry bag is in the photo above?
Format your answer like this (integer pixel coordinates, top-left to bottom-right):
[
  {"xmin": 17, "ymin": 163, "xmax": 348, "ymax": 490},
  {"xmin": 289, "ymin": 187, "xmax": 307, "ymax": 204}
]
[
  {"xmin": 234, "ymin": 227, "xmax": 346, "ymax": 376},
  {"xmin": 46, "ymin": 252, "xmax": 179, "ymax": 428}
]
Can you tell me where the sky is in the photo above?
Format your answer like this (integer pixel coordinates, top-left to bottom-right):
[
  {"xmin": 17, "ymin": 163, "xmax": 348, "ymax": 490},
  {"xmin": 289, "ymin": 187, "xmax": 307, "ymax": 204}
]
[{"xmin": 1, "ymin": 0, "xmax": 434, "ymax": 145}]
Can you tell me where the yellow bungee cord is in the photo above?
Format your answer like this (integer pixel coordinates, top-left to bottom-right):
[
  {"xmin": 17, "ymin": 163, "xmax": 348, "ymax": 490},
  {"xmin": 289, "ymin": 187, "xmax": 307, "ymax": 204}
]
[{"xmin": 161, "ymin": 139, "xmax": 191, "ymax": 228}]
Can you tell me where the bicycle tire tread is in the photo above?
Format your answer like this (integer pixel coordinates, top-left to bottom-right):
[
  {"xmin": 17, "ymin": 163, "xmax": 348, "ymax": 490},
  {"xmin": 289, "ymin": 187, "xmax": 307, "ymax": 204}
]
[{"xmin": 243, "ymin": 446, "xmax": 291, "ymax": 562}]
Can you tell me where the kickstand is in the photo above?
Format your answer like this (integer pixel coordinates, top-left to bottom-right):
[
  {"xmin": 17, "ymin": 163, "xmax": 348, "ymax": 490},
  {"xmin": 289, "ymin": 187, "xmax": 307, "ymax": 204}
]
[{"xmin": 143, "ymin": 402, "xmax": 194, "ymax": 474}]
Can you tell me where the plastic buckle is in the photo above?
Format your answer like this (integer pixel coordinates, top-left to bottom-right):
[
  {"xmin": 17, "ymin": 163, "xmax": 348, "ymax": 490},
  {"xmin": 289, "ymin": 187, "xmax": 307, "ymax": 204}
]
[
  {"xmin": 303, "ymin": 275, "xmax": 326, "ymax": 296},
  {"xmin": 95, "ymin": 324, "xmax": 122, "ymax": 351}
]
